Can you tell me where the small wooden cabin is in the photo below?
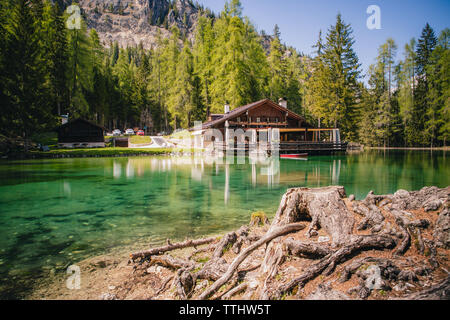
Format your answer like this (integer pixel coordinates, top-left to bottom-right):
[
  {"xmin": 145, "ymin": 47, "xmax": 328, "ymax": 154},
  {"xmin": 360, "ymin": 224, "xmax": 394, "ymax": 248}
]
[
  {"xmin": 194, "ymin": 98, "xmax": 346, "ymax": 154},
  {"xmin": 55, "ymin": 119, "xmax": 105, "ymax": 148}
]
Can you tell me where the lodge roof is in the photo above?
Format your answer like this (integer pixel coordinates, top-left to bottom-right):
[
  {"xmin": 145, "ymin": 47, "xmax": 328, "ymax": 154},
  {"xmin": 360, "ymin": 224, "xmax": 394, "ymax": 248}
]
[
  {"xmin": 55, "ymin": 118, "xmax": 106, "ymax": 132},
  {"xmin": 200, "ymin": 99, "xmax": 306, "ymax": 129}
]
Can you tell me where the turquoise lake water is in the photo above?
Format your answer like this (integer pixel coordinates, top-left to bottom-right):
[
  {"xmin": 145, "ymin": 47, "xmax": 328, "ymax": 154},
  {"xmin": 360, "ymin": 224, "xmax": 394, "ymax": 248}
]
[{"xmin": 0, "ymin": 150, "xmax": 448, "ymax": 298}]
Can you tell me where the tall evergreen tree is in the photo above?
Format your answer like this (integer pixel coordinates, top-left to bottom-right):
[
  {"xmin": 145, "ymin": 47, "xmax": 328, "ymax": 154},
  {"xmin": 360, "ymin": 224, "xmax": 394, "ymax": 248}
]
[
  {"xmin": 319, "ymin": 14, "xmax": 362, "ymax": 140},
  {"xmin": 2, "ymin": 0, "xmax": 54, "ymax": 146},
  {"xmin": 268, "ymin": 24, "xmax": 287, "ymax": 101},
  {"xmin": 66, "ymin": 16, "xmax": 92, "ymax": 118},
  {"xmin": 397, "ymin": 38, "xmax": 417, "ymax": 146},
  {"xmin": 193, "ymin": 15, "xmax": 214, "ymax": 118},
  {"xmin": 414, "ymin": 23, "xmax": 437, "ymax": 145}
]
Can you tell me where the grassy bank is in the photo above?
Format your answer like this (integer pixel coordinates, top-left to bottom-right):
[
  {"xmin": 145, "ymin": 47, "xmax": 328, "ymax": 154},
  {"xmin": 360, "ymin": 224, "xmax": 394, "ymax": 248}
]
[
  {"xmin": 129, "ymin": 136, "xmax": 152, "ymax": 145},
  {"xmin": 25, "ymin": 147, "xmax": 196, "ymax": 159}
]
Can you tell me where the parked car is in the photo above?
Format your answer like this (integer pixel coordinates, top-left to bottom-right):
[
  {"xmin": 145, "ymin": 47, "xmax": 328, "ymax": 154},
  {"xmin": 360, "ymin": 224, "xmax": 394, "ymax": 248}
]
[
  {"xmin": 125, "ymin": 129, "xmax": 135, "ymax": 135},
  {"xmin": 112, "ymin": 129, "xmax": 121, "ymax": 136},
  {"xmin": 137, "ymin": 130, "xmax": 145, "ymax": 136}
]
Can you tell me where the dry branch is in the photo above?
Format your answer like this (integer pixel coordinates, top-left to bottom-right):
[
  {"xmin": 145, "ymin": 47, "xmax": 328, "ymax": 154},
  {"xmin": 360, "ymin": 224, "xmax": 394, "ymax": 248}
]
[
  {"xmin": 131, "ymin": 237, "xmax": 217, "ymax": 260},
  {"xmin": 149, "ymin": 255, "xmax": 198, "ymax": 270}
]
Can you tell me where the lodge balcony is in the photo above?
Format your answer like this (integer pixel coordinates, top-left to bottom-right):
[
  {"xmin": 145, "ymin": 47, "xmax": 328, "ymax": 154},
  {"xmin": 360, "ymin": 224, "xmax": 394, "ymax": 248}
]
[{"xmin": 212, "ymin": 141, "xmax": 348, "ymax": 155}]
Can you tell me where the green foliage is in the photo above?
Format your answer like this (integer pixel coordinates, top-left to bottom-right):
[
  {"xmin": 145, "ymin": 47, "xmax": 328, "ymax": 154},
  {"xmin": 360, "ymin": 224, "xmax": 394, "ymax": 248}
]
[
  {"xmin": 1, "ymin": 1, "xmax": 447, "ymax": 150},
  {"xmin": 29, "ymin": 147, "xmax": 173, "ymax": 158},
  {"xmin": 305, "ymin": 14, "xmax": 362, "ymax": 141},
  {"xmin": 359, "ymin": 24, "xmax": 448, "ymax": 147},
  {"xmin": 129, "ymin": 136, "xmax": 152, "ymax": 145}
]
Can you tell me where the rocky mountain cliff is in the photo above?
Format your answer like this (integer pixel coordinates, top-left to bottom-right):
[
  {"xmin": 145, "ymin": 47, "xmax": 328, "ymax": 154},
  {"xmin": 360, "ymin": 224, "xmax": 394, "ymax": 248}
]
[
  {"xmin": 69, "ymin": 0, "xmax": 204, "ymax": 49},
  {"xmin": 58, "ymin": 0, "xmax": 279, "ymax": 53}
]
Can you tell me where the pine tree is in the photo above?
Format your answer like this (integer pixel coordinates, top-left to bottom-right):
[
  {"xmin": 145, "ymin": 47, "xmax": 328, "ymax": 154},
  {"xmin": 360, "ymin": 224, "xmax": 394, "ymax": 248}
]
[
  {"xmin": 313, "ymin": 14, "xmax": 362, "ymax": 140},
  {"xmin": 66, "ymin": 16, "xmax": 92, "ymax": 118},
  {"xmin": 42, "ymin": 0, "xmax": 68, "ymax": 116},
  {"xmin": 193, "ymin": 15, "xmax": 214, "ymax": 118},
  {"xmin": 305, "ymin": 30, "xmax": 331, "ymax": 126},
  {"xmin": 426, "ymin": 28, "xmax": 449, "ymax": 147},
  {"xmin": 397, "ymin": 38, "xmax": 417, "ymax": 146},
  {"xmin": 167, "ymin": 40, "xmax": 195, "ymax": 129},
  {"xmin": 209, "ymin": 4, "xmax": 268, "ymax": 112},
  {"xmin": 268, "ymin": 25, "xmax": 286, "ymax": 101},
  {"xmin": 2, "ymin": 0, "xmax": 54, "ymax": 146},
  {"xmin": 414, "ymin": 23, "xmax": 437, "ymax": 145}
]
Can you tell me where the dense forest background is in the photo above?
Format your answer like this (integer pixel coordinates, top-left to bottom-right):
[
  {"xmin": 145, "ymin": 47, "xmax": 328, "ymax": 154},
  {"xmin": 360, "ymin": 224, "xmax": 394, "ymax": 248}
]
[{"xmin": 0, "ymin": 0, "xmax": 448, "ymax": 147}]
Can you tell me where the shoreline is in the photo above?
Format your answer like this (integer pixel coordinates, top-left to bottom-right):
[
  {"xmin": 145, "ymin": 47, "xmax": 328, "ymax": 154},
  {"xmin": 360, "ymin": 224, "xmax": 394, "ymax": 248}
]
[
  {"xmin": 27, "ymin": 185, "xmax": 450, "ymax": 300},
  {"xmin": 0, "ymin": 148, "xmax": 198, "ymax": 160},
  {"xmin": 1, "ymin": 146, "xmax": 448, "ymax": 161},
  {"xmin": 366, "ymin": 146, "xmax": 449, "ymax": 151}
]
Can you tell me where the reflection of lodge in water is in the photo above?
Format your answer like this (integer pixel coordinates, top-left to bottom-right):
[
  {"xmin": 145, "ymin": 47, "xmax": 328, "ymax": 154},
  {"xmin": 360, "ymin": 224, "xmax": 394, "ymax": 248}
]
[
  {"xmin": 192, "ymin": 98, "xmax": 347, "ymax": 155},
  {"xmin": 111, "ymin": 157, "xmax": 342, "ymax": 204}
]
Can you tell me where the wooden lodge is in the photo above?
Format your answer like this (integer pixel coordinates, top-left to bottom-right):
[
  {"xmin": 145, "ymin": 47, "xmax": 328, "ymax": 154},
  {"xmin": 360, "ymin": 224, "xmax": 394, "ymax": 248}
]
[
  {"xmin": 55, "ymin": 118, "xmax": 106, "ymax": 148},
  {"xmin": 193, "ymin": 98, "xmax": 347, "ymax": 155}
]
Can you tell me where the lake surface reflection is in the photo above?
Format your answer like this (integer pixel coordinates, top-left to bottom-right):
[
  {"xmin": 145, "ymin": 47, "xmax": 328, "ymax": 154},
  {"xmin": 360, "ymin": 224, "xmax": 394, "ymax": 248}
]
[{"xmin": 0, "ymin": 150, "xmax": 448, "ymax": 298}]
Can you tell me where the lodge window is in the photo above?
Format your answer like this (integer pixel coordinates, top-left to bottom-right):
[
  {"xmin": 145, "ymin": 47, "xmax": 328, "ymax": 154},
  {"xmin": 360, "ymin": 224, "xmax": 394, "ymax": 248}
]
[
  {"xmin": 256, "ymin": 117, "xmax": 260, "ymax": 123},
  {"xmin": 275, "ymin": 117, "xmax": 279, "ymax": 123},
  {"xmin": 237, "ymin": 117, "xmax": 241, "ymax": 123}
]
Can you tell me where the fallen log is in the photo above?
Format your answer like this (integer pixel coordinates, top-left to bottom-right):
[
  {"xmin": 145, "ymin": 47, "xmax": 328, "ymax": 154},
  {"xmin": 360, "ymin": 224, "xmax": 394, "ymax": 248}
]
[
  {"xmin": 197, "ymin": 222, "xmax": 306, "ymax": 300},
  {"xmin": 130, "ymin": 237, "xmax": 217, "ymax": 260}
]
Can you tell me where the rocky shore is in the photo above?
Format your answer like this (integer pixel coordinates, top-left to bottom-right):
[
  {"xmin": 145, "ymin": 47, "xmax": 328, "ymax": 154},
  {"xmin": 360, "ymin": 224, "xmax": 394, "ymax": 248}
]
[{"xmin": 30, "ymin": 186, "xmax": 450, "ymax": 300}]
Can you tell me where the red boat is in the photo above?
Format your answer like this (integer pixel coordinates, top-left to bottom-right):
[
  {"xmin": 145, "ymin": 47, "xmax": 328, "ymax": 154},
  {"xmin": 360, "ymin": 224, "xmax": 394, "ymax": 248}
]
[{"xmin": 280, "ymin": 153, "xmax": 308, "ymax": 159}]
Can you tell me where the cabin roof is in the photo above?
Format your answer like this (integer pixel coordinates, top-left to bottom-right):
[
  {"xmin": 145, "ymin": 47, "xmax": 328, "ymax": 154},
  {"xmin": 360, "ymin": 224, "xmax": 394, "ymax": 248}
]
[
  {"xmin": 201, "ymin": 99, "xmax": 307, "ymax": 129},
  {"xmin": 55, "ymin": 118, "xmax": 106, "ymax": 132}
]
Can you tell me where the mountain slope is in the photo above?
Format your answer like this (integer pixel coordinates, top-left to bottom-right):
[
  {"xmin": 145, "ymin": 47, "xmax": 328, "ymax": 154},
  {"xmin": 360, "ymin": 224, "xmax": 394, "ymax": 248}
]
[{"xmin": 75, "ymin": 0, "xmax": 204, "ymax": 49}]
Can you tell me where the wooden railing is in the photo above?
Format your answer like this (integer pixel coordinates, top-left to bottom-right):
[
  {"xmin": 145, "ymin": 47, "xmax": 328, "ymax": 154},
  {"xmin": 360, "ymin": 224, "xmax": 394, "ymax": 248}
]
[
  {"xmin": 278, "ymin": 142, "xmax": 348, "ymax": 152},
  {"xmin": 212, "ymin": 141, "xmax": 348, "ymax": 153}
]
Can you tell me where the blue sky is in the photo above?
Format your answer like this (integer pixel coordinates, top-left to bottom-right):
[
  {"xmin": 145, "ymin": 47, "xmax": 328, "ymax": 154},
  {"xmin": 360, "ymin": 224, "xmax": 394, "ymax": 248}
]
[{"xmin": 197, "ymin": 0, "xmax": 450, "ymax": 80}]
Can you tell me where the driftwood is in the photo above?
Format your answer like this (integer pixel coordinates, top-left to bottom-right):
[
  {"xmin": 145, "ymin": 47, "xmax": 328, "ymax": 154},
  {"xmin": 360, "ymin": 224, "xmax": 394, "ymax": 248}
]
[{"xmin": 131, "ymin": 237, "xmax": 217, "ymax": 260}]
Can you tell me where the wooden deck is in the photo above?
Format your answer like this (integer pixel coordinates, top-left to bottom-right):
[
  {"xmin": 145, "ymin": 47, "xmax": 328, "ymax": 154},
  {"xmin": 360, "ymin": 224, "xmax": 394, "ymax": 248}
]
[{"xmin": 213, "ymin": 141, "xmax": 348, "ymax": 155}]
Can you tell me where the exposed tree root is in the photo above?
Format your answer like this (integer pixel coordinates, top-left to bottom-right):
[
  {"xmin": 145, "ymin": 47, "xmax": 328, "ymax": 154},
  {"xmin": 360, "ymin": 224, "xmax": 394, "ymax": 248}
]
[
  {"xmin": 272, "ymin": 235, "xmax": 396, "ymax": 299},
  {"xmin": 398, "ymin": 276, "xmax": 450, "ymax": 300},
  {"xmin": 149, "ymin": 255, "xmax": 199, "ymax": 270},
  {"xmin": 196, "ymin": 223, "xmax": 305, "ymax": 300},
  {"xmin": 285, "ymin": 238, "xmax": 332, "ymax": 259},
  {"xmin": 127, "ymin": 186, "xmax": 449, "ymax": 301},
  {"xmin": 221, "ymin": 282, "xmax": 248, "ymax": 300}
]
